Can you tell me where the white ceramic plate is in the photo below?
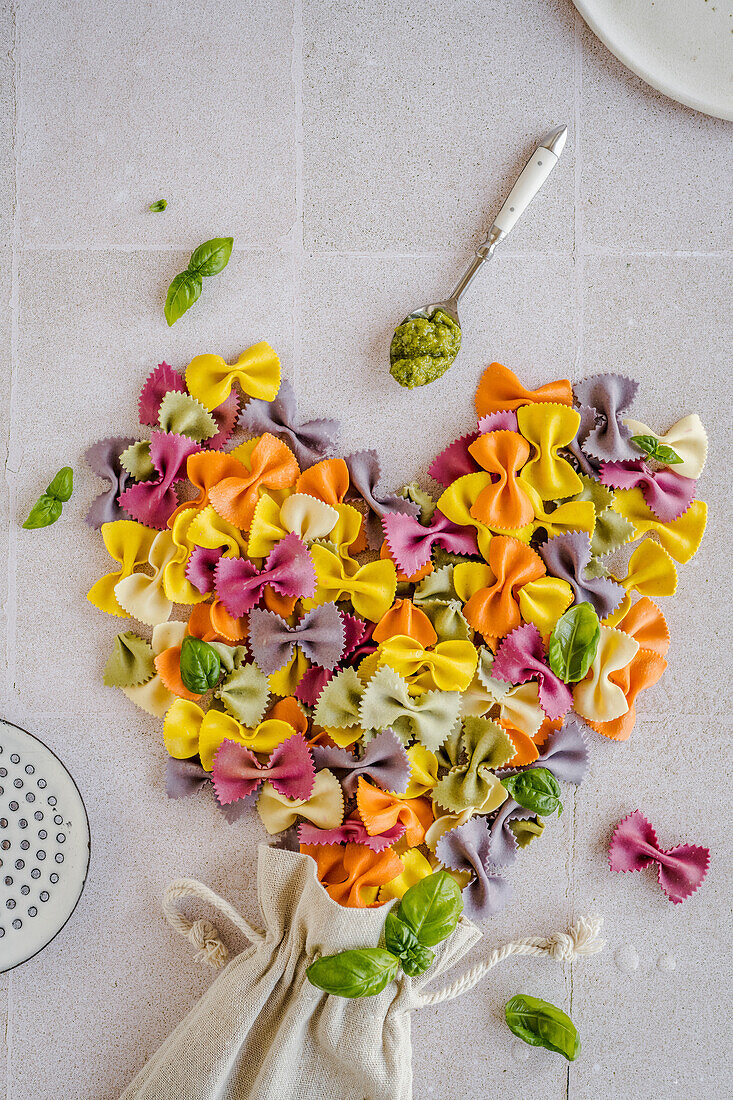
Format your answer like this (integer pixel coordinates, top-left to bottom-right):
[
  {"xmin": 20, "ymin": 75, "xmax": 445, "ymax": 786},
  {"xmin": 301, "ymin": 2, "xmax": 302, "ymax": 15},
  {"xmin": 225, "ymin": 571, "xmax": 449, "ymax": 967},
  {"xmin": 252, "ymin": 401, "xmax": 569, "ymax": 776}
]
[{"xmin": 574, "ymin": 0, "xmax": 733, "ymax": 121}]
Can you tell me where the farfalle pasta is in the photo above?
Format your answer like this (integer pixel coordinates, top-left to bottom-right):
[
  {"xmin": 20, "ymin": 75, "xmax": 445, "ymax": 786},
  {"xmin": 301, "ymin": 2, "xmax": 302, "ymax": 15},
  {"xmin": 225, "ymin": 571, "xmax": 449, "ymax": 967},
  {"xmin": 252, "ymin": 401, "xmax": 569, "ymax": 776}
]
[{"xmin": 87, "ymin": 351, "xmax": 706, "ymax": 916}]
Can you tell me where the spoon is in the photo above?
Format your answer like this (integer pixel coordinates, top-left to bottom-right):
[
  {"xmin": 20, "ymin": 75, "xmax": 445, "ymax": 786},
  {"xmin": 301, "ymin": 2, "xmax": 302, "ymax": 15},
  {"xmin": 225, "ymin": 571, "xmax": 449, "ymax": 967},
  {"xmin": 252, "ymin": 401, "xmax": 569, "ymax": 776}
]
[{"xmin": 390, "ymin": 124, "xmax": 568, "ymax": 387}]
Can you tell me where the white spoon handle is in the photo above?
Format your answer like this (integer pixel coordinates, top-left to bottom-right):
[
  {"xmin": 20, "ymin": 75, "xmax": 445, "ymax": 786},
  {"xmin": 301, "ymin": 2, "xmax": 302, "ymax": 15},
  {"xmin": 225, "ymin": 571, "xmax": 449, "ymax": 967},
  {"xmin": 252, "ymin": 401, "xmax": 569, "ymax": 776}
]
[{"xmin": 491, "ymin": 124, "xmax": 567, "ymax": 236}]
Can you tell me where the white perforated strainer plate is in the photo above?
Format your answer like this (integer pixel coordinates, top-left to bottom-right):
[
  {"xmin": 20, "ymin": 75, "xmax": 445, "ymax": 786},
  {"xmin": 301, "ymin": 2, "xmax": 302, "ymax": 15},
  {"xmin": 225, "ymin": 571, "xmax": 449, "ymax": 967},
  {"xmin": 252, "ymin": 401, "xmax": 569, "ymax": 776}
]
[{"xmin": 0, "ymin": 720, "xmax": 90, "ymax": 972}]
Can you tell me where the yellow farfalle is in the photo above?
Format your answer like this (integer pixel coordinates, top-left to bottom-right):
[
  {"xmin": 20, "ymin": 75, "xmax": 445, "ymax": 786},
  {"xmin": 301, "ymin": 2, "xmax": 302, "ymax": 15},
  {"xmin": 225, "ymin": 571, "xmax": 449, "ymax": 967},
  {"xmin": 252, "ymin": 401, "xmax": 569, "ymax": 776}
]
[
  {"xmin": 437, "ymin": 473, "xmax": 533, "ymax": 560},
  {"xmin": 268, "ymin": 648, "xmax": 310, "ymax": 697},
  {"xmin": 623, "ymin": 414, "xmax": 707, "ymax": 479},
  {"xmin": 123, "ymin": 621, "xmax": 186, "ymax": 717},
  {"xmin": 163, "ymin": 698, "xmax": 298, "ymax": 769},
  {"xmin": 377, "ymin": 848, "xmax": 433, "ymax": 903},
  {"xmin": 518, "ymin": 576, "xmax": 575, "ymax": 636},
  {"xmin": 376, "ymin": 634, "xmax": 478, "ymax": 693},
  {"xmin": 188, "ymin": 504, "xmax": 249, "ymax": 557},
  {"xmin": 400, "ymin": 745, "xmax": 439, "ymax": 798},
  {"xmin": 573, "ymin": 625, "xmax": 640, "ymax": 723},
  {"xmin": 604, "ymin": 539, "xmax": 678, "ymax": 627},
  {"xmin": 247, "ymin": 491, "xmax": 339, "ymax": 558},
  {"xmin": 87, "ymin": 520, "xmax": 157, "ymax": 617},
  {"xmin": 612, "ymin": 490, "xmax": 707, "ymax": 564},
  {"xmin": 162, "ymin": 510, "xmax": 211, "ymax": 606},
  {"xmin": 523, "ymin": 481, "xmax": 596, "ymax": 540},
  {"xmin": 306, "ymin": 544, "xmax": 396, "ymax": 622},
  {"xmin": 517, "ymin": 403, "xmax": 583, "ymax": 500},
  {"xmin": 114, "ymin": 529, "xmax": 177, "ymax": 626},
  {"xmin": 257, "ymin": 769, "xmax": 344, "ymax": 834},
  {"xmin": 185, "ymin": 342, "xmax": 281, "ymax": 411}
]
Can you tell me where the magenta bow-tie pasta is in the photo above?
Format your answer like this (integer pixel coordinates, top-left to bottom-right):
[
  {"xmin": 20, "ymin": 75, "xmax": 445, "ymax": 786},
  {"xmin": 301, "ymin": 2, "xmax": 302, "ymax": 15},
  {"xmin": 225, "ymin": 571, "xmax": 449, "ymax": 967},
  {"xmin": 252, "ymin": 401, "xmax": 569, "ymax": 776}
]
[
  {"xmin": 599, "ymin": 460, "xmax": 696, "ymax": 522},
  {"xmin": 345, "ymin": 450, "xmax": 420, "ymax": 548},
  {"xmin": 186, "ymin": 546, "xmax": 223, "ymax": 596},
  {"xmin": 212, "ymin": 734, "xmax": 316, "ymax": 806},
  {"xmin": 118, "ymin": 431, "xmax": 202, "ymax": 529},
  {"xmin": 84, "ymin": 436, "xmax": 137, "ymax": 527},
  {"xmin": 492, "ymin": 623, "xmax": 574, "ymax": 720},
  {"xmin": 436, "ymin": 817, "xmax": 510, "ymax": 919},
  {"xmin": 215, "ymin": 532, "xmax": 316, "ymax": 618},
  {"xmin": 382, "ymin": 508, "xmax": 480, "ymax": 576},
  {"xmin": 608, "ymin": 810, "xmax": 710, "ymax": 905},
  {"xmin": 428, "ymin": 412, "xmax": 521, "ymax": 488},
  {"xmin": 138, "ymin": 362, "xmax": 187, "ymax": 425},
  {"xmin": 539, "ymin": 531, "xmax": 625, "ymax": 619},
  {"xmin": 573, "ymin": 373, "xmax": 639, "ymax": 463},
  {"xmin": 239, "ymin": 379, "xmax": 340, "ymax": 470},
  {"xmin": 298, "ymin": 815, "xmax": 406, "ymax": 853},
  {"xmin": 248, "ymin": 603, "xmax": 346, "ymax": 675},
  {"xmin": 294, "ymin": 615, "xmax": 373, "ymax": 707},
  {"xmin": 310, "ymin": 729, "xmax": 410, "ymax": 797}
]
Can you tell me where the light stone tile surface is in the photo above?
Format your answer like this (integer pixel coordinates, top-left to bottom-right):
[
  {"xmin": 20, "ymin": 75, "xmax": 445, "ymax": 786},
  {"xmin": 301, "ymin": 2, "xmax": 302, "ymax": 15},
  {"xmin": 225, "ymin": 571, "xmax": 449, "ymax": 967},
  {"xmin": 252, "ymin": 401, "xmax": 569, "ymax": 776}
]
[{"xmin": 0, "ymin": 1, "xmax": 731, "ymax": 1099}]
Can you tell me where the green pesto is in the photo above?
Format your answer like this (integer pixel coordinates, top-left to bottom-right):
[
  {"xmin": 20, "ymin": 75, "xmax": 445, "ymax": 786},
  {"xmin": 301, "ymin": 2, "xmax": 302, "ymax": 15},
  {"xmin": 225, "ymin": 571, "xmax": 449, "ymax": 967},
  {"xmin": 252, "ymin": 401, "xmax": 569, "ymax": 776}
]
[{"xmin": 390, "ymin": 308, "xmax": 461, "ymax": 389}]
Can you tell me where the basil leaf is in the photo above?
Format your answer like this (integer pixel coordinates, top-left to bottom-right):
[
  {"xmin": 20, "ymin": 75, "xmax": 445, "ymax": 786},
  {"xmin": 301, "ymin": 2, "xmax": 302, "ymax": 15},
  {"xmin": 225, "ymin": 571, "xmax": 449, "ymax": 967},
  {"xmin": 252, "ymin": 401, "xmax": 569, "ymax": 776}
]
[
  {"xmin": 502, "ymin": 768, "xmax": 563, "ymax": 817},
  {"xmin": 165, "ymin": 270, "xmax": 202, "ymax": 326},
  {"xmin": 22, "ymin": 494, "xmax": 62, "ymax": 529},
  {"xmin": 505, "ymin": 994, "xmax": 580, "ymax": 1061},
  {"xmin": 653, "ymin": 443, "xmax": 682, "ymax": 464},
  {"xmin": 149, "ymin": 199, "xmax": 167, "ymax": 212},
  {"xmin": 306, "ymin": 948, "xmax": 399, "ymax": 998},
  {"xmin": 547, "ymin": 602, "xmax": 600, "ymax": 683},
  {"xmin": 384, "ymin": 912, "xmax": 436, "ymax": 977},
  {"xmin": 46, "ymin": 466, "xmax": 73, "ymax": 502},
  {"xmin": 179, "ymin": 636, "xmax": 221, "ymax": 694},
  {"xmin": 630, "ymin": 433, "xmax": 658, "ymax": 457},
  {"xmin": 396, "ymin": 870, "xmax": 463, "ymax": 948},
  {"xmin": 189, "ymin": 236, "xmax": 233, "ymax": 277}
]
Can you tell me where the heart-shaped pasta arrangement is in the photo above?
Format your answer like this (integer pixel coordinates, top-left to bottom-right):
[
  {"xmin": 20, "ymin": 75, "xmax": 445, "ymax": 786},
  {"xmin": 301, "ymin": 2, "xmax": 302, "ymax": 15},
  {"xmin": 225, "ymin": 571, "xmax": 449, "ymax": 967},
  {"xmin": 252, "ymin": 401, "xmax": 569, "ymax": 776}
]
[{"xmin": 87, "ymin": 345, "xmax": 707, "ymax": 917}]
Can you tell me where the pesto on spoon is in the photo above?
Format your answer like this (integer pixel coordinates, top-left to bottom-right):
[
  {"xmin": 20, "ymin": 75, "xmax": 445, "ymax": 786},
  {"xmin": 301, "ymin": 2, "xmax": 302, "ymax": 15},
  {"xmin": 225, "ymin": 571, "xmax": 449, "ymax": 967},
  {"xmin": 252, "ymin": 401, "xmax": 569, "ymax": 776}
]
[{"xmin": 390, "ymin": 125, "xmax": 568, "ymax": 389}]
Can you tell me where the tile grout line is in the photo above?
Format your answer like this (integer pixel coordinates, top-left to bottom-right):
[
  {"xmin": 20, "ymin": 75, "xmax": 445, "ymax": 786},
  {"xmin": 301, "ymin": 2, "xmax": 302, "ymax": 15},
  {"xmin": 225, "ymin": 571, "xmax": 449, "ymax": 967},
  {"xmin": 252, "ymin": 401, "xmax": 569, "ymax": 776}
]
[
  {"xmin": 290, "ymin": 0, "xmax": 305, "ymax": 388},
  {"xmin": 8, "ymin": 245, "xmax": 732, "ymax": 258}
]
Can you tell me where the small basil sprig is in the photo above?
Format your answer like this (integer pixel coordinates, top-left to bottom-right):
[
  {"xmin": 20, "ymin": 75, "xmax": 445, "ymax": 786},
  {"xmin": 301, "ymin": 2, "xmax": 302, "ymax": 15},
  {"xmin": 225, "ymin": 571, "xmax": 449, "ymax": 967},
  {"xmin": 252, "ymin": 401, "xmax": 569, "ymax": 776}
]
[
  {"xmin": 306, "ymin": 871, "xmax": 462, "ymax": 998},
  {"xmin": 22, "ymin": 466, "xmax": 73, "ymax": 529},
  {"xmin": 149, "ymin": 199, "xmax": 167, "ymax": 212},
  {"xmin": 179, "ymin": 636, "xmax": 221, "ymax": 694},
  {"xmin": 164, "ymin": 236, "xmax": 233, "ymax": 326},
  {"xmin": 548, "ymin": 602, "xmax": 600, "ymax": 683},
  {"xmin": 505, "ymin": 994, "xmax": 580, "ymax": 1061},
  {"xmin": 631, "ymin": 433, "xmax": 682, "ymax": 465},
  {"xmin": 502, "ymin": 767, "xmax": 563, "ymax": 817}
]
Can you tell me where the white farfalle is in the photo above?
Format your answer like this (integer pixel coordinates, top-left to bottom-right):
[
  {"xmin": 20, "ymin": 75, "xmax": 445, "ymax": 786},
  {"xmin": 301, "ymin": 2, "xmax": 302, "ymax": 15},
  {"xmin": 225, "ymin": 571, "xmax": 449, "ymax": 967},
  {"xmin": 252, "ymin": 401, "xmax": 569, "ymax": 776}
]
[
  {"xmin": 498, "ymin": 681, "xmax": 545, "ymax": 738},
  {"xmin": 623, "ymin": 414, "xmax": 707, "ymax": 479},
  {"xmin": 573, "ymin": 625, "xmax": 640, "ymax": 722},
  {"xmin": 115, "ymin": 529, "xmax": 177, "ymax": 626}
]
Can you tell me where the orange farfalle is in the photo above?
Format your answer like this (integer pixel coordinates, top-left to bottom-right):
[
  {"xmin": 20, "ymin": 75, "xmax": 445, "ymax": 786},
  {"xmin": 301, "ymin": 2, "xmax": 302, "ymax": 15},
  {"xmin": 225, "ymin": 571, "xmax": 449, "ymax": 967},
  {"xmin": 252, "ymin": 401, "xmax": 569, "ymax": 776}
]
[
  {"xmin": 208, "ymin": 434, "xmax": 300, "ymax": 531},
  {"xmin": 475, "ymin": 362, "xmax": 573, "ymax": 417},
  {"xmin": 154, "ymin": 645, "xmax": 202, "ymax": 702},
  {"xmin": 186, "ymin": 601, "xmax": 235, "ymax": 643},
  {"xmin": 169, "ymin": 451, "xmax": 244, "ymax": 524},
  {"xmin": 262, "ymin": 589, "xmax": 299, "ymax": 617},
  {"xmin": 589, "ymin": 648, "xmax": 667, "ymax": 742},
  {"xmin": 462, "ymin": 536, "xmax": 545, "ymax": 641},
  {"xmin": 614, "ymin": 596, "xmax": 670, "ymax": 658},
  {"xmin": 301, "ymin": 842, "xmax": 403, "ymax": 908},
  {"xmin": 295, "ymin": 458, "xmax": 350, "ymax": 506},
  {"xmin": 187, "ymin": 599, "xmax": 248, "ymax": 643},
  {"xmin": 356, "ymin": 778, "xmax": 434, "ymax": 846},
  {"xmin": 533, "ymin": 716, "xmax": 563, "ymax": 748},
  {"xmin": 380, "ymin": 541, "xmax": 433, "ymax": 583},
  {"xmin": 468, "ymin": 431, "xmax": 534, "ymax": 529},
  {"xmin": 501, "ymin": 725, "xmax": 540, "ymax": 767},
  {"xmin": 373, "ymin": 598, "xmax": 438, "ymax": 647},
  {"xmin": 267, "ymin": 696, "xmax": 308, "ymax": 735}
]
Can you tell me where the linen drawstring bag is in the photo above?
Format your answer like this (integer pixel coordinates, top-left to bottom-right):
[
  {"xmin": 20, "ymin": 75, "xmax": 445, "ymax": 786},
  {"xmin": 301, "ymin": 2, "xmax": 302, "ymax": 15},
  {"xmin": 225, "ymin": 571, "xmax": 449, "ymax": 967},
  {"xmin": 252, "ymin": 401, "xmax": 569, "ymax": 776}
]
[{"xmin": 120, "ymin": 845, "xmax": 603, "ymax": 1100}]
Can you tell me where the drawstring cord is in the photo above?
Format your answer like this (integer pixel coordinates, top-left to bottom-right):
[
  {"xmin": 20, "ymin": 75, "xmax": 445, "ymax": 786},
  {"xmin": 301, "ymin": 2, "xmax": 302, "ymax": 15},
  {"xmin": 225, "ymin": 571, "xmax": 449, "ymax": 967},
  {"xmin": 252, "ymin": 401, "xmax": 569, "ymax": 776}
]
[{"xmin": 162, "ymin": 878, "xmax": 266, "ymax": 969}]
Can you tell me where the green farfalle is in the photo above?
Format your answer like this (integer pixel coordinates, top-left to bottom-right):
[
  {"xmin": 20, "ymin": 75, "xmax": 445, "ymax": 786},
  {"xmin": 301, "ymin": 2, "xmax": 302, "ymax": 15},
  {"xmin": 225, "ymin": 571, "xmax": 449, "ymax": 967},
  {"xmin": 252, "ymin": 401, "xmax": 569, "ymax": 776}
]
[
  {"xmin": 413, "ymin": 564, "xmax": 457, "ymax": 606},
  {"xmin": 420, "ymin": 599, "xmax": 472, "ymax": 642},
  {"xmin": 432, "ymin": 717, "xmax": 514, "ymax": 813},
  {"xmin": 103, "ymin": 631, "xmax": 155, "ymax": 688},
  {"xmin": 206, "ymin": 642, "xmax": 248, "ymax": 675},
  {"xmin": 399, "ymin": 482, "xmax": 436, "ymax": 525},
  {"xmin": 313, "ymin": 667, "xmax": 364, "ymax": 730},
  {"xmin": 214, "ymin": 663, "xmax": 270, "ymax": 725},
  {"xmin": 120, "ymin": 440, "xmax": 155, "ymax": 481},
  {"xmin": 158, "ymin": 391, "xmax": 218, "ymax": 442},
  {"xmin": 475, "ymin": 647, "xmax": 511, "ymax": 702},
  {"xmin": 569, "ymin": 475, "xmax": 635, "ymax": 558},
  {"xmin": 358, "ymin": 665, "xmax": 461, "ymax": 751},
  {"xmin": 435, "ymin": 719, "xmax": 464, "ymax": 770},
  {"xmin": 508, "ymin": 815, "xmax": 545, "ymax": 848}
]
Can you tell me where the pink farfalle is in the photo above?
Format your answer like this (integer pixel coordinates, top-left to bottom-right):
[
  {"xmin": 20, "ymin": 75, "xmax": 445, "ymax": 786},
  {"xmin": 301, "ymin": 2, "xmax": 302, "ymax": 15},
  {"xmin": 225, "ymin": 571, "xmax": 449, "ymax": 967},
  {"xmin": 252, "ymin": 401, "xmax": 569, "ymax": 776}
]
[
  {"xmin": 118, "ymin": 431, "xmax": 202, "ymax": 529},
  {"xmin": 212, "ymin": 734, "xmax": 315, "ymax": 806},
  {"xmin": 608, "ymin": 810, "xmax": 710, "ymax": 905},
  {"xmin": 599, "ymin": 459, "xmax": 696, "ymax": 522},
  {"xmin": 298, "ymin": 814, "xmax": 405, "ymax": 852},
  {"xmin": 215, "ymin": 532, "xmax": 316, "ymax": 618},
  {"xmin": 186, "ymin": 546, "xmax": 223, "ymax": 595},
  {"xmin": 477, "ymin": 409, "xmax": 519, "ymax": 433},
  {"xmin": 428, "ymin": 431, "xmax": 481, "ymax": 487},
  {"xmin": 492, "ymin": 623, "xmax": 574, "ymax": 720},
  {"xmin": 138, "ymin": 362, "xmax": 186, "ymax": 426},
  {"xmin": 295, "ymin": 665, "xmax": 334, "ymax": 707},
  {"xmin": 207, "ymin": 390, "xmax": 240, "ymax": 450},
  {"xmin": 382, "ymin": 508, "xmax": 480, "ymax": 576}
]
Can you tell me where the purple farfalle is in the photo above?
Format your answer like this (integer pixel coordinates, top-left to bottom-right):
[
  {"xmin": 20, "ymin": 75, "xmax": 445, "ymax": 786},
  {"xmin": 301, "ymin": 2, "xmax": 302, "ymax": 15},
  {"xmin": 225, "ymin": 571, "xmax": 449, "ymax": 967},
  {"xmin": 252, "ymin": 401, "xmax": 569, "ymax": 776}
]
[
  {"xmin": 239, "ymin": 379, "xmax": 340, "ymax": 469},
  {"xmin": 539, "ymin": 532, "xmax": 625, "ymax": 620},
  {"xmin": 84, "ymin": 436, "xmax": 137, "ymax": 527},
  {"xmin": 428, "ymin": 431, "xmax": 481, "ymax": 487},
  {"xmin": 573, "ymin": 373, "xmax": 639, "ymax": 462},
  {"xmin": 499, "ymin": 714, "xmax": 590, "ymax": 786},
  {"xmin": 138, "ymin": 362, "xmax": 186, "ymax": 426},
  {"xmin": 311, "ymin": 729, "xmax": 410, "ymax": 797},
  {"xmin": 248, "ymin": 603, "xmax": 345, "ymax": 675},
  {"xmin": 599, "ymin": 459, "xmax": 696, "ymax": 522},
  {"xmin": 382, "ymin": 508, "xmax": 480, "ymax": 576},
  {"xmin": 487, "ymin": 799, "xmax": 537, "ymax": 867},
  {"xmin": 295, "ymin": 613, "xmax": 370, "ymax": 706},
  {"xmin": 564, "ymin": 404, "xmax": 602, "ymax": 476},
  {"xmin": 436, "ymin": 817, "xmax": 510, "ymax": 919},
  {"xmin": 344, "ymin": 450, "xmax": 420, "ymax": 548},
  {"xmin": 492, "ymin": 624, "xmax": 574, "ymax": 720},
  {"xmin": 118, "ymin": 431, "xmax": 202, "ymax": 529}
]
